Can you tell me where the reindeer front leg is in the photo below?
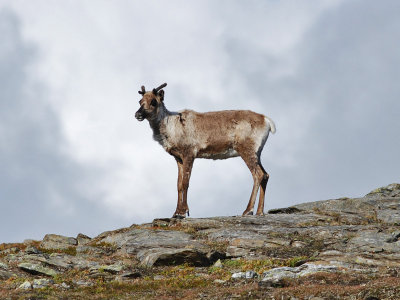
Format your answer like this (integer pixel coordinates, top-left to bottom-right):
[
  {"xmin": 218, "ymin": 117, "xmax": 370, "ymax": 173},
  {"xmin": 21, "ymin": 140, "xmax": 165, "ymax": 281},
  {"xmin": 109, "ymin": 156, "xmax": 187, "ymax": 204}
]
[
  {"xmin": 173, "ymin": 158, "xmax": 184, "ymax": 218},
  {"xmin": 172, "ymin": 156, "xmax": 194, "ymax": 219}
]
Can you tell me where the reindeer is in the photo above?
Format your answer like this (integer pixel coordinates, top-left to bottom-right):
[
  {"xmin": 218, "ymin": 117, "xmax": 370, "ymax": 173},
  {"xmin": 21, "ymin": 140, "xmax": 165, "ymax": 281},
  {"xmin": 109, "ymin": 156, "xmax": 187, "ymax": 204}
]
[{"xmin": 135, "ymin": 83, "xmax": 276, "ymax": 218}]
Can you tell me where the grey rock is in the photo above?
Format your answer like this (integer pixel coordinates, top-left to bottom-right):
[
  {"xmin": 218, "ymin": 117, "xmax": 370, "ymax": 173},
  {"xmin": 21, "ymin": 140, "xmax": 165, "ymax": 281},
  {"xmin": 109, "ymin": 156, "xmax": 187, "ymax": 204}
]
[
  {"xmin": 262, "ymin": 267, "xmax": 298, "ymax": 281},
  {"xmin": 245, "ymin": 270, "xmax": 257, "ymax": 279},
  {"xmin": 20, "ymin": 252, "xmax": 74, "ymax": 270},
  {"xmin": 71, "ymin": 257, "xmax": 100, "ymax": 270},
  {"xmin": 74, "ymin": 280, "xmax": 94, "ymax": 287},
  {"xmin": 97, "ymin": 228, "xmax": 205, "ymax": 255},
  {"xmin": 76, "ymin": 245, "xmax": 110, "ymax": 256},
  {"xmin": 232, "ymin": 270, "xmax": 258, "ymax": 279},
  {"xmin": 0, "ymin": 247, "xmax": 20, "ymax": 255},
  {"xmin": 214, "ymin": 279, "xmax": 226, "ymax": 284},
  {"xmin": 40, "ymin": 234, "xmax": 77, "ymax": 250},
  {"xmin": 18, "ymin": 262, "xmax": 59, "ymax": 277},
  {"xmin": 0, "ymin": 269, "xmax": 13, "ymax": 280},
  {"xmin": 347, "ymin": 230, "xmax": 400, "ymax": 254},
  {"xmin": 88, "ymin": 269, "xmax": 114, "ymax": 280},
  {"xmin": 32, "ymin": 278, "xmax": 54, "ymax": 289},
  {"xmin": 25, "ymin": 246, "xmax": 41, "ymax": 255},
  {"xmin": 99, "ymin": 263, "xmax": 124, "ymax": 274},
  {"xmin": 262, "ymin": 264, "xmax": 339, "ymax": 282},
  {"xmin": 138, "ymin": 248, "xmax": 210, "ymax": 267},
  {"xmin": 386, "ymin": 231, "xmax": 400, "ymax": 243},
  {"xmin": 46, "ymin": 253, "xmax": 74, "ymax": 269},
  {"xmin": 226, "ymin": 246, "xmax": 251, "ymax": 258},
  {"xmin": 60, "ymin": 282, "xmax": 71, "ymax": 289},
  {"xmin": 213, "ymin": 259, "xmax": 223, "ymax": 268},
  {"xmin": 319, "ymin": 250, "xmax": 344, "ymax": 257},
  {"xmin": 365, "ymin": 183, "xmax": 400, "ymax": 198},
  {"xmin": 18, "ymin": 281, "xmax": 32, "ymax": 290},
  {"xmin": 291, "ymin": 241, "xmax": 307, "ymax": 248},
  {"xmin": 76, "ymin": 233, "xmax": 91, "ymax": 245},
  {"xmin": 0, "ymin": 262, "xmax": 8, "ymax": 270},
  {"xmin": 231, "ymin": 272, "xmax": 246, "ymax": 279}
]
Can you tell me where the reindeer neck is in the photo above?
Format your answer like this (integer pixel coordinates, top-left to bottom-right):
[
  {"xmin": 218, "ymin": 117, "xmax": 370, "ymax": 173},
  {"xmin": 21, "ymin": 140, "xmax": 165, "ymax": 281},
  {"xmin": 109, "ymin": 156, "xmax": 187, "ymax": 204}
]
[{"xmin": 148, "ymin": 103, "xmax": 174, "ymax": 145}]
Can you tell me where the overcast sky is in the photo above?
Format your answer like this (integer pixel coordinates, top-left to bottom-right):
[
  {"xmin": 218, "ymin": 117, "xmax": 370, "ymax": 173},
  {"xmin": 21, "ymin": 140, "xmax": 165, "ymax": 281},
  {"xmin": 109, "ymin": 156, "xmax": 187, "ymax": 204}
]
[{"xmin": 1, "ymin": 0, "xmax": 399, "ymax": 243}]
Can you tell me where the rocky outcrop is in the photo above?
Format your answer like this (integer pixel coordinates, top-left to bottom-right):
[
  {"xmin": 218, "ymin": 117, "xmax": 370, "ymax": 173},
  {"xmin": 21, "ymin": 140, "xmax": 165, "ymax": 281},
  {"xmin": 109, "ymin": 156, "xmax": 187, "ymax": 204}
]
[{"xmin": 1, "ymin": 183, "xmax": 400, "ymax": 299}]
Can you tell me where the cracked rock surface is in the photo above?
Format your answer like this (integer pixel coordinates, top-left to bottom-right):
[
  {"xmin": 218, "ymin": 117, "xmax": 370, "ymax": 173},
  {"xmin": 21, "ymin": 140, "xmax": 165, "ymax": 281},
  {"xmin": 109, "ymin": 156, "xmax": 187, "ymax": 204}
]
[{"xmin": 1, "ymin": 183, "xmax": 400, "ymax": 299}]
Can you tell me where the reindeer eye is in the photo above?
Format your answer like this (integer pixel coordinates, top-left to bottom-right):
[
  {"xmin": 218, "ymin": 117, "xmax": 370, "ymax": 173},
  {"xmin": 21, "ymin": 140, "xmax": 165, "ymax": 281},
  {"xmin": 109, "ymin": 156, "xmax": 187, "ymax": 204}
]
[{"xmin": 150, "ymin": 99, "xmax": 158, "ymax": 107}]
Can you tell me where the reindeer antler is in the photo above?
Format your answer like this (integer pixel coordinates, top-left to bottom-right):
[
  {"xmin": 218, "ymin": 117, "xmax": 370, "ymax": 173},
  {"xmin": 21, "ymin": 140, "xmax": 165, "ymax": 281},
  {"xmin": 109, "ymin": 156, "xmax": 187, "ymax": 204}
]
[
  {"xmin": 153, "ymin": 83, "xmax": 167, "ymax": 94},
  {"xmin": 138, "ymin": 86, "xmax": 146, "ymax": 95}
]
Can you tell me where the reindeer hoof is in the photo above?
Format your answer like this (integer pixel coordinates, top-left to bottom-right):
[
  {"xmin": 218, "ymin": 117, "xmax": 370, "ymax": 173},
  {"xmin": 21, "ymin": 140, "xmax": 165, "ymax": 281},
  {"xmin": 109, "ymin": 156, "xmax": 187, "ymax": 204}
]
[
  {"xmin": 242, "ymin": 210, "xmax": 254, "ymax": 216},
  {"xmin": 172, "ymin": 213, "xmax": 186, "ymax": 219},
  {"xmin": 256, "ymin": 212, "xmax": 265, "ymax": 216}
]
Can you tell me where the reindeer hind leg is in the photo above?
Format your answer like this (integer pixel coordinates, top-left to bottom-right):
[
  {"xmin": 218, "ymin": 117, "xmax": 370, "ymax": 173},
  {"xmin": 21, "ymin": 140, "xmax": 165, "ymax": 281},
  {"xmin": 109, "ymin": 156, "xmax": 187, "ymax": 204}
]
[
  {"xmin": 256, "ymin": 161, "xmax": 269, "ymax": 216},
  {"xmin": 238, "ymin": 149, "xmax": 264, "ymax": 216}
]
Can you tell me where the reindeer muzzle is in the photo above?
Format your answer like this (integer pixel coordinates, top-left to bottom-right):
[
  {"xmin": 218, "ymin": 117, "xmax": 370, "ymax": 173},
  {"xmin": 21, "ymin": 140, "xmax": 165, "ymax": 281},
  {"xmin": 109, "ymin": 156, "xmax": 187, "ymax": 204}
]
[{"xmin": 135, "ymin": 107, "xmax": 146, "ymax": 121}]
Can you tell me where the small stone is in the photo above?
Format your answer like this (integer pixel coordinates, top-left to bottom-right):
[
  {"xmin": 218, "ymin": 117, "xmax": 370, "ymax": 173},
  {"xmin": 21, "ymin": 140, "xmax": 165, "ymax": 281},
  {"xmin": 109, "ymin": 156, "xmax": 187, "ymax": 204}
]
[
  {"xmin": 214, "ymin": 279, "xmax": 226, "ymax": 284},
  {"xmin": 25, "ymin": 246, "xmax": 41, "ymax": 255},
  {"xmin": 0, "ymin": 262, "xmax": 8, "ymax": 270},
  {"xmin": 61, "ymin": 282, "xmax": 70, "ymax": 289},
  {"xmin": 153, "ymin": 275, "xmax": 164, "ymax": 280},
  {"xmin": 213, "ymin": 259, "xmax": 223, "ymax": 268},
  {"xmin": 18, "ymin": 281, "xmax": 32, "ymax": 290},
  {"xmin": 231, "ymin": 272, "xmax": 246, "ymax": 279},
  {"xmin": 33, "ymin": 278, "xmax": 54, "ymax": 289},
  {"xmin": 75, "ymin": 280, "xmax": 94, "ymax": 287},
  {"xmin": 245, "ymin": 270, "xmax": 257, "ymax": 279},
  {"xmin": 291, "ymin": 241, "xmax": 306, "ymax": 248}
]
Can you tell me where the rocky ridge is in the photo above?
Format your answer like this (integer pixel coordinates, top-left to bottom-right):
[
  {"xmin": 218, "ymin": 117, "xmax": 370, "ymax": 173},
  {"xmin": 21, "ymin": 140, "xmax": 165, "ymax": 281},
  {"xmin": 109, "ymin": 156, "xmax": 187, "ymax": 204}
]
[{"xmin": 1, "ymin": 183, "xmax": 400, "ymax": 299}]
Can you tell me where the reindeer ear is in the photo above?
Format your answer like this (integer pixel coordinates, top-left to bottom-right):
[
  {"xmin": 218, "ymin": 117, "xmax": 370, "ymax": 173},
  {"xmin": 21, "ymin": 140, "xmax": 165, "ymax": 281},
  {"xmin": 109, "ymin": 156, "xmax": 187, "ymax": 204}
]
[{"xmin": 159, "ymin": 89, "xmax": 165, "ymax": 101}]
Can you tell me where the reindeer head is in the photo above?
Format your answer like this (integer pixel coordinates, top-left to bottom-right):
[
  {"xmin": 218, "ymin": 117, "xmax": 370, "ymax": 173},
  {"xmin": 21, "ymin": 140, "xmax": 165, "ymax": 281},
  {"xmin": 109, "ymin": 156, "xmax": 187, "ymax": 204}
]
[{"xmin": 135, "ymin": 83, "xmax": 167, "ymax": 121}]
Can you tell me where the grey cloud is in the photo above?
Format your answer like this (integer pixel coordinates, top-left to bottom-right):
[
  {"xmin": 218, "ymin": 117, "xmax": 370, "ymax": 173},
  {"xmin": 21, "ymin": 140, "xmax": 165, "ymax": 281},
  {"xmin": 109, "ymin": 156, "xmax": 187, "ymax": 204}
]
[
  {"xmin": 222, "ymin": 0, "xmax": 400, "ymax": 207},
  {"xmin": 0, "ymin": 9, "xmax": 122, "ymax": 243}
]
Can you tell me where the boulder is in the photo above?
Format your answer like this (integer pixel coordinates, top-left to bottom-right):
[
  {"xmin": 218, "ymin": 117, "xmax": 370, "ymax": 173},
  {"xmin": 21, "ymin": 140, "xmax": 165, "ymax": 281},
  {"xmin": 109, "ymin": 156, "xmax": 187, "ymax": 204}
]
[
  {"xmin": 18, "ymin": 262, "xmax": 59, "ymax": 277},
  {"xmin": 97, "ymin": 228, "xmax": 204, "ymax": 254},
  {"xmin": 76, "ymin": 233, "xmax": 91, "ymax": 245},
  {"xmin": 260, "ymin": 263, "xmax": 339, "ymax": 286},
  {"xmin": 137, "ymin": 248, "xmax": 210, "ymax": 267},
  {"xmin": 40, "ymin": 234, "xmax": 77, "ymax": 250}
]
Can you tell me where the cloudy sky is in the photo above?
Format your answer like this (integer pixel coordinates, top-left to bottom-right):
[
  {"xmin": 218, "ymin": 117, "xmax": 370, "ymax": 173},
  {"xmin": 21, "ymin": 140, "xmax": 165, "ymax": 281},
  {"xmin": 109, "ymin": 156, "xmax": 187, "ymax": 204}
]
[{"xmin": 1, "ymin": 0, "xmax": 399, "ymax": 243}]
